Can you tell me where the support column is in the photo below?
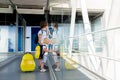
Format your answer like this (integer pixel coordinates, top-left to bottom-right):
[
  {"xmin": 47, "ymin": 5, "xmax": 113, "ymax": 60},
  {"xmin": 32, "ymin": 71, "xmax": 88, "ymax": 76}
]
[
  {"xmin": 15, "ymin": 10, "xmax": 18, "ymax": 53},
  {"xmin": 45, "ymin": 0, "xmax": 50, "ymax": 22},
  {"xmin": 69, "ymin": 0, "xmax": 77, "ymax": 57},
  {"xmin": 80, "ymin": 0, "xmax": 95, "ymax": 54},
  {"xmin": 23, "ymin": 19, "xmax": 26, "ymax": 53},
  {"xmin": 80, "ymin": 0, "xmax": 98, "ymax": 70}
]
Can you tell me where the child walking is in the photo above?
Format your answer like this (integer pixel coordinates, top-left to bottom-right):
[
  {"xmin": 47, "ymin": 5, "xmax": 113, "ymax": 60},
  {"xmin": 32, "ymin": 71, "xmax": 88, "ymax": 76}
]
[{"xmin": 37, "ymin": 21, "xmax": 51, "ymax": 72}]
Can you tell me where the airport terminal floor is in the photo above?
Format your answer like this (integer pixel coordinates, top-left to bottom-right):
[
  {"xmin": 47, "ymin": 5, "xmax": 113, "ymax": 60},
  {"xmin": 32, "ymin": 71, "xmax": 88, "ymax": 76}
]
[{"xmin": 0, "ymin": 54, "xmax": 92, "ymax": 80}]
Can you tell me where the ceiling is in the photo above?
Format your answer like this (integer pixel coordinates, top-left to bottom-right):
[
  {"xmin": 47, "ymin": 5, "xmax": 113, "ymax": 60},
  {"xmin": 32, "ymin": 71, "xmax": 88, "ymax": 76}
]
[
  {"xmin": 0, "ymin": 0, "xmax": 103, "ymax": 16},
  {"xmin": 0, "ymin": 0, "xmax": 70, "ymax": 9},
  {"xmin": 11, "ymin": 0, "xmax": 47, "ymax": 9},
  {"xmin": 0, "ymin": 0, "xmax": 103, "ymax": 25},
  {"xmin": 0, "ymin": 0, "xmax": 12, "ymax": 8}
]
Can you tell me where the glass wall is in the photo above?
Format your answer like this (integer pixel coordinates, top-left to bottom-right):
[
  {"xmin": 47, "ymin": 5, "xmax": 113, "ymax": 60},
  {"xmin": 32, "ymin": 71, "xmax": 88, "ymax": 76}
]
[
  {"xmin": 0, "ymin": 0, "xmax": 16, "ymax": 53},
  {"xmin": 0, "ymin": 0, "xmax": 16, "ymax": 62},
  {"xmin": 49, "ymin": 0, "xmax": 103, "ymax": 80},
  {"xmin": 91, "ymin": 17, "xmax": 104, "ymax": 52},
  {"xmin": 18, "ymin": 15, "xmax": 26, "ymax": 52},
  {"xmin": 0, "ymin": 0, "xmax": 26, "ymax": 62}
]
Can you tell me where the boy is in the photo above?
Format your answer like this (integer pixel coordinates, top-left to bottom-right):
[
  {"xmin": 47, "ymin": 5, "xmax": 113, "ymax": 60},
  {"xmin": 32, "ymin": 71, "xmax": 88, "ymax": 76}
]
[{"xmin": 37, "ymin": 21, "xmax": 51, "ymax": 72}]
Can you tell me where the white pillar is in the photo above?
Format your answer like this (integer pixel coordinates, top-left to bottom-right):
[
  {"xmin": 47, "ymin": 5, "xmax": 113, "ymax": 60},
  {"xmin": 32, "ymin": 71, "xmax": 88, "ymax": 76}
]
[
  {"xmin": 80, "ymin": 0, "xmax": 98, "ymax": 70},
  {"xmin": 80, "ymin": 0, "xmax": 95, "ymax": 54},
  {"xmin": 69, "ymin": 0, "xmax": 77, "ymax": 57}
]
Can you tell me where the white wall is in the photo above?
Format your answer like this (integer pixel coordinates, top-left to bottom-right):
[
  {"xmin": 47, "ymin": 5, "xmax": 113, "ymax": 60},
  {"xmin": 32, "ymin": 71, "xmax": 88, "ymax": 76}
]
[{"xmin": 0, "ymin": 26, "xmax": 8, "ymax": 52}]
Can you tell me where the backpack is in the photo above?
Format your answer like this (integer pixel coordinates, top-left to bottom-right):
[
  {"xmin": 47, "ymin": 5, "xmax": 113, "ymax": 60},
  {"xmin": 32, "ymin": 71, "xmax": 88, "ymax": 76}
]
[
  {"xmin": 34, "ymin": 45, "xmax": 41, "ymax": 59},
  {"xmin": 34, "ymin": 44, "xmax": 44, "ymax": 59},
  {"xmin": 34, "ymin": 29, "xmax": 43, "ymax": 44}
]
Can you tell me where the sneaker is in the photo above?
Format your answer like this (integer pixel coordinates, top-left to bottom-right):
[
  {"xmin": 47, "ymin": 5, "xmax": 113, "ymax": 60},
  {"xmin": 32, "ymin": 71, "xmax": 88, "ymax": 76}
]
[
  {"xmin": 55, "ymin": 68, "xmax": 60, "ymax": 71},
  {"xmin": 40, "ymin": 69, "xmax": 46, "ymax": 72}
]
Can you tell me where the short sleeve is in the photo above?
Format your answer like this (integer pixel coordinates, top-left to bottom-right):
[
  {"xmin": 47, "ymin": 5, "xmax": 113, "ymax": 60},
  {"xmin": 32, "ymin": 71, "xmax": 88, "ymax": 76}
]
[
  {"xmin": 43, "ymin": 45, "xmax": 46, "ymax": 49},
  {"xmin": 38, "ymin": 30, "xmax": 42, "ymax": 36},
  {"xmin": 43, "ymin": 45, "xmax": 48, "ymax": 49}
]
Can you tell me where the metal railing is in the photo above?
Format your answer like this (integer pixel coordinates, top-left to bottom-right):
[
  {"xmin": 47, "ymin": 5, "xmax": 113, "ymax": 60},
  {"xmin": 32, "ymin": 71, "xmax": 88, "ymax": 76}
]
[{"xmin": 60, "ymin": 26, "xmax": 120, "ymax": 80}]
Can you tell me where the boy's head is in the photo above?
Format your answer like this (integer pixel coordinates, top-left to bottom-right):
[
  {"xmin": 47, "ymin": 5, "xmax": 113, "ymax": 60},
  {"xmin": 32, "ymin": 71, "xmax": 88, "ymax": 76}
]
[
  {"xmin": 40, "ymin": 21, "xmax": 48, "ymax": 29},
  {"xmin": 51, "ymin": 22, "xmax": 58, "ymax": 29}
]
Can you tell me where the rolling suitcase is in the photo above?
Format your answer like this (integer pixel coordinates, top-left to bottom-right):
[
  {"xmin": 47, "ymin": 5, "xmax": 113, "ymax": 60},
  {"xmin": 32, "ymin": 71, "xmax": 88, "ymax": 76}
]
[
  {"xmin": 20, "ymin": 52, "xmax": 36, "ymax": 72},
  {"xmin": 65, "ymin": 61, "xmax": 76, "ymax": 70},
  {"xmin": 64, "ymin": 58, "xmax": 76, "ymax": 70}
]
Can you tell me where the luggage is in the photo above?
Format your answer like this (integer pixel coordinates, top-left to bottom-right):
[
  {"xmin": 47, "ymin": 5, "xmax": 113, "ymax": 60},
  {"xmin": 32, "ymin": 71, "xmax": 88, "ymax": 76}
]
[
  {"xmin": 64, "ymin": 58, "xmax": 76, "ymax": 70},
  {"xmin": 20, "ymin": 52, "xmax": 36, "ymax": 72},
  {"xmin": 65, "ymin": 61, "xmax": 76, "ymax": 70}
]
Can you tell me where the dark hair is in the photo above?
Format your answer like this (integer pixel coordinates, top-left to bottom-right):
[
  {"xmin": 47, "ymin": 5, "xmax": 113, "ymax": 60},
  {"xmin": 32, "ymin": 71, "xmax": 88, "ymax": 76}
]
[
  {"xmin": 51, "ymin": 22, "xmax": 58, "ymax": 29},
  {"xmin": 54, "ymin": 23, "xmax": 58, "ymax": 28},
  {"xmin": 40, "ymin": 21, "xmax": 48, "ymax": 28}
]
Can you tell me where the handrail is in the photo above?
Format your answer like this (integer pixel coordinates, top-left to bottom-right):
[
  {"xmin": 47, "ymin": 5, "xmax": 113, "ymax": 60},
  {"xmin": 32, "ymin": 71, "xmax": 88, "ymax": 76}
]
[
  {"xmin": 0, "ymin": 55, "xmax": 18, "ymax": 68},
  {"xmin": 62, "ymin": 54, "xmax": 107, "ymax": 80},
  {"xmin": 72, "ymin": 53, "xmax": 120, "ymax": 62},
  {"xmin": 61, "ymin": 26, "xmax": 120, "ymax": 80},
  {"xmin": 63, "ymin": 26, "xmax": 120, "ymax": 38},
  {"xmin": 63, "ymin": 48, "xmax": 120, "ymax": 62},
  {"xmin": 62, "ymin": 53, "xmax": 118, "ymax": 80}
]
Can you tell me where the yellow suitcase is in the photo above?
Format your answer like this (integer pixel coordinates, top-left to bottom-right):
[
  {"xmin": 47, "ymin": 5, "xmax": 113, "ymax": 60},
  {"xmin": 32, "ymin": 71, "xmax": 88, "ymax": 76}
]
[
  {"xmin": 65, "ymin": 61, "xmax": 76, "ymax": 70},
  {"xmin": 20, "ymin": 52, "xmax": 36, "ymax": 72}
]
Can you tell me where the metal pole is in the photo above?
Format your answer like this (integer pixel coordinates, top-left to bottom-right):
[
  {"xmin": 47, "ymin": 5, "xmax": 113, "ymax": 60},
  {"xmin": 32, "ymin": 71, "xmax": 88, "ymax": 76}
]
[
  {"xmin": 23, "ymin": 19, "xmax": 26, "ymax": 53},
  {"xmin": 15, "ymin": 11, "xmax": 18, "ymax": 53},
  {"xmin": 45, "ymin": 10, "xmax": 49, "ymax": 22},
  {"xmin": 45, "ymin": 0, "xmax": 50, "ymax": 22}
]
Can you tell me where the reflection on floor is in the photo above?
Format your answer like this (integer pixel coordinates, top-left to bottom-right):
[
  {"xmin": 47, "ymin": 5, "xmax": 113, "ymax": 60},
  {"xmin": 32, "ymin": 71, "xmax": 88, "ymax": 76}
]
[
  {"xmin": 55, "ymin": 58, "xmax": 91, "ymax": 80},
  {"xmin": 0, "ymin": 55, "xmax": 92, "ymax": 80},
  {"xmin": 0, "ymin": 56, "xmax": 50, "ymax": 80}
]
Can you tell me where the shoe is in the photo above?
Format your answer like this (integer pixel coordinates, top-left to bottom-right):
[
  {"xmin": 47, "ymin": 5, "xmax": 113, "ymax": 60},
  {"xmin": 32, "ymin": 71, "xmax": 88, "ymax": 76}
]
[
  {"xmin": 55, "ymin": 68, "xmax": 60, "ymax": 71},
  {"xmin": 40, "ymin": 69, "xmax": 46, "ymax": 72}
]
